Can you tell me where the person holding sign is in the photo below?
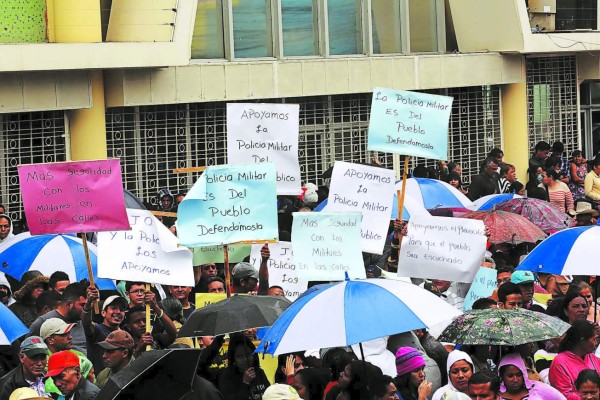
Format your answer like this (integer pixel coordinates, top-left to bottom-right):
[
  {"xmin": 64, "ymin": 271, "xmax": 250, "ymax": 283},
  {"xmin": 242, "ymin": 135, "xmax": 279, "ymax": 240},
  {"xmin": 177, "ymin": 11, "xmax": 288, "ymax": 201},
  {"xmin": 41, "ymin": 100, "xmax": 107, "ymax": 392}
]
[
  {"xmin": 232, "ymin": 244, "xmax": 270, "ymax": 295},
  {"xmin": 122, "ymin": 297, "xmax": 177, "ymax": 357}
]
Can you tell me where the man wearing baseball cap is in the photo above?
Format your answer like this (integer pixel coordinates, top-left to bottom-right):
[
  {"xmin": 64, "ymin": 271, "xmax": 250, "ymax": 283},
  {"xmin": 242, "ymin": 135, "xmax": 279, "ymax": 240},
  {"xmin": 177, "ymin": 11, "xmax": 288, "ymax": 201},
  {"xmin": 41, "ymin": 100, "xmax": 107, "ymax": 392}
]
[
  {"xmin": 231, "ymin": 243, "xmax": 270, "ymax": 295},
  {"xmin": 0, "ymin": 337, "xmax": 49, "ymax": 400},
  {"xmin": 95, "ymin": 330, "xmax": 135, "ymax": 389},
  {"xmin": 45, "ymin": 351, "xmax": 99, "ymax": 400},
  {"xmin": 511, "ymin": 271, "xmax": 545, "ymax": 312},
  {"xmin": 40, "ymin": 318, "xmax": 75, "ymax": 354},
  {"xmin": 82, "ymin": 287, "xmax": 129, "ymax": 372}
]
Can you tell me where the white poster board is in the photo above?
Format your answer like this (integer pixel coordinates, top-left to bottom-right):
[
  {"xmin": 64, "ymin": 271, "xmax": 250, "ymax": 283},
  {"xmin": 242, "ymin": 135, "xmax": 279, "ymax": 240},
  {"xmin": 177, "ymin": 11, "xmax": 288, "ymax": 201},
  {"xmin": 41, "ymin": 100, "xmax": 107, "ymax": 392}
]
[
  {"xmin": 325, "ymin": 161, "xmax": 395, "ymax": 254},
  {"xmin": 250, "ymin": 242, "xmax": 307, "ymax": 301},
  {"xmin": 97, "ymin": 209, "xmax": 195, "ymax": 286},
  {"xmin": 227, "ymin": 103, "xmax": 301, "ymax": 195},
  {"xmin": 397, "ymin": 216, "xmax": 486, "ymax": 283}
]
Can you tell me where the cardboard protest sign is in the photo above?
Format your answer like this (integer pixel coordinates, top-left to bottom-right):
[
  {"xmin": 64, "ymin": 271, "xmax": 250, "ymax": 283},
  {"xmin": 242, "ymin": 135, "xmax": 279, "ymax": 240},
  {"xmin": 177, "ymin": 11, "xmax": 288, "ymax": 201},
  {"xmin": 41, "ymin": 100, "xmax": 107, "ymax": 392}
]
[
  {"xmin": 463, "ymin": 267, "xmax": 497, "ymax": 311},
  {"xmin": 97, "ymin": 209, "xmax": 194, "ymax": 286},
  {"xmin": 177, "ymin": 163, "xmax": 279, "ymax": 247},
  {"xmin": 18, "ymin": 159, "xmax": 129, "ymax": 234},
  {"xmin": 191, "ymin": 244, "xmax": 251, "ymax": 265},
  {"xmin": 292, "ymin": 212, "xmax": 365, "ymax": 281},
  {"xmin": 397, "ymin": 216, "xmax": 486, "ymax": 283},
  {"xmin": 325, "ymin": 161, "xmax": 395, "ymax": 254},
  {"xmin": 250, "ymin": 242, "xmax": 307, "ymax": 301},
  {"xmin": 227, "ymin": 103, "xmax": 301, "ymax": 195},
  {"xmin": 368, "ymin": 88, "xmax": 453, "ymax": 160}
]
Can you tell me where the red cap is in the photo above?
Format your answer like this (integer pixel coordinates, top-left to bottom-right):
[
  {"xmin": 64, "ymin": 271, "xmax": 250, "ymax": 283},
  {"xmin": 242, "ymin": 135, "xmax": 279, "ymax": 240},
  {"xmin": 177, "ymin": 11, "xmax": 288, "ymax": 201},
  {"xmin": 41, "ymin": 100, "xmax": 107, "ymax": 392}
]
[{"xmin": 45, "ymin": 351, "xmax": 80, "ymax": 378}]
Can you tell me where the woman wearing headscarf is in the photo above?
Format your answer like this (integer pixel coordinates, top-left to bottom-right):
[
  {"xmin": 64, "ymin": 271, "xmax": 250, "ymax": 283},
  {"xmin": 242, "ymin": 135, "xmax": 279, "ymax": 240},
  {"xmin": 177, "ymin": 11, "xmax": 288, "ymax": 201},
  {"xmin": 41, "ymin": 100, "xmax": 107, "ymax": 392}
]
[
  {"xmin": 549, "ymin": 320, "xmax": 600, "ymax": 400},
  {"xmin": 394, "ymin": 347, "xmax": 432, "ymax": 400},
  {"xmin": 431, "ymin": 350, "xmax": 474, "ymax": 400},
  {"xmin": 497, "ymin": 353, "xmax": 565, "ymax": 399}
]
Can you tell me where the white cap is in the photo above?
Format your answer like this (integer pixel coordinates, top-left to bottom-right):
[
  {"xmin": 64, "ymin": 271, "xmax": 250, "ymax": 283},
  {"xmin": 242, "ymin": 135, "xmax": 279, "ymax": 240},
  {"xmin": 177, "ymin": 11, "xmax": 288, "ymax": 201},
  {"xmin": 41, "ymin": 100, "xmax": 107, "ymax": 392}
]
[{"xmin": 40, "ymin": 318, "xmax": 74, "ymax": 340}]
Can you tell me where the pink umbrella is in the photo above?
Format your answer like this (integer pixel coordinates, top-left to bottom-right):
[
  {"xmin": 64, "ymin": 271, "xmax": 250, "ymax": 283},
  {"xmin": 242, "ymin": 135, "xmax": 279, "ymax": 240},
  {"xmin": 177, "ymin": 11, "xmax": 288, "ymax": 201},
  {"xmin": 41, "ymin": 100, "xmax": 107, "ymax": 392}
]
[{"xmin": 494, "ymin": 197, "xmax": 574, "ymax": 234}]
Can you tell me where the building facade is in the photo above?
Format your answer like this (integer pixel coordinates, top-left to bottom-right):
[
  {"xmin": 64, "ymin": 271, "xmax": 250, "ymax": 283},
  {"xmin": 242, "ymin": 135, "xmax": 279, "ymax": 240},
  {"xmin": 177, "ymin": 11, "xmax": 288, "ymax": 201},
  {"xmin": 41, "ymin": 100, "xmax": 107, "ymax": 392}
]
[{"xmin": 1, "ymin": 0, "xmax": 600, "ymax": 218}]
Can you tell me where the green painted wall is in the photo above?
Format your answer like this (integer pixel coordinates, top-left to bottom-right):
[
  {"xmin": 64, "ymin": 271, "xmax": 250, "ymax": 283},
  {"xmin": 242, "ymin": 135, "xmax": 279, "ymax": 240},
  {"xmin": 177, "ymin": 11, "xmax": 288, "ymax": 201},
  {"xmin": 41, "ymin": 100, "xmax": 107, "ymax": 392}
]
[{"xmin": 0, "ymin": 0, "xmax": 47, "ymax": 43}]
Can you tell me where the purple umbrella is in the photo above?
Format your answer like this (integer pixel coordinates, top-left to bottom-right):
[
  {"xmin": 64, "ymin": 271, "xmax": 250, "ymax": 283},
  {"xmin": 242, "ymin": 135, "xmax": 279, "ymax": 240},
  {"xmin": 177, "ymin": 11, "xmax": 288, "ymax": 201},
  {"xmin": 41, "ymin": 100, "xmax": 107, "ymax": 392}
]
[{"xmin": 494, "ymin": 197, "xmax": 574, "ymax": 234}]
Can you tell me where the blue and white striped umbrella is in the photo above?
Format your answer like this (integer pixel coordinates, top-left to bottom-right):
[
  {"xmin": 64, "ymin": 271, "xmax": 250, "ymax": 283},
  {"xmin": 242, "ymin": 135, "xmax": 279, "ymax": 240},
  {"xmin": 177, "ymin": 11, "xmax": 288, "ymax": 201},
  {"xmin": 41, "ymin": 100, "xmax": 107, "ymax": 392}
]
[
  {"xmin": 257, "ymin": 278, "xmax": 461, "ymax": 355},
  {"xmin": 0, "ymin": 232, "xmax": 116, "ymax": 290},
  {"xmin": 314, "ymin": 194, "xmax": 429, "ymax": 220},
  {"xmin": 395, "ymin": 178, "xmax": 472, "ymax": 210},
  {"xmin": 0, "ymin": 302, "xmax": 28, "ymax": 345},
  {"xmin": 467, "ymin": 193, "xmax": 524, "ymax": 211},
  {"xmin": 517, "ymin": 226, "xmax": 599, "ymax": 275}
]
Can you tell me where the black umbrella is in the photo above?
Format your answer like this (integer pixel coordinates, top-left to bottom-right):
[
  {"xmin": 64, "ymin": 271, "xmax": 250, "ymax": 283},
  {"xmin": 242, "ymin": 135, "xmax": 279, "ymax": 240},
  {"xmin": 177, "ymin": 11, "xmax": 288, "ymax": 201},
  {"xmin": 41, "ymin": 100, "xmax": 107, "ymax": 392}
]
[
  {"xmin": 178, "ymin": 295, "xmax": 291, "ymax": 338},
  {"xmin": 123, "ymin": 189, "xmax": 147, "ymax": 210},
  {"xmin": 95, "ymin": 349, "xmax": 201, "ymax": 400}
]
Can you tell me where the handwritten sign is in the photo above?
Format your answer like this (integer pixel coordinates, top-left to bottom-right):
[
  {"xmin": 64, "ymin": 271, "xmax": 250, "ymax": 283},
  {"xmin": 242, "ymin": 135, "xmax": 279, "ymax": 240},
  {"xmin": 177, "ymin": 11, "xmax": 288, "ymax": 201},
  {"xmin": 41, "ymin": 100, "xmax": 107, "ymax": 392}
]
[
  {"xmin": 250, "ymin": 242, "xmax": 307, "ymax": 301},
  {"xmin": 97, "ymin": 209, "xmax": 194, "ymax": 286},
  {"xmin": 195, "ymin": 293, "xmax": 227, "ymax": 309},
  {"xmin": 177, "ymin": 163, "xmax": 279, "ymax": 247},
  {"xmin": 397, "ymin": 216, "xmax": 486, "ymax": 283},
  {"xmin": 463, "ymin": 267, "xmax": 497, "ymax": 311},
  {"xmin": 227, "ymin": 103, "xmax": 301, "ymax": 195},
  {"xmin": 368, "ymin": 88, "xmax": 453, "ymax": 160},
  {"xmin": 18, "ymin": 159, "xmax": 129, "ymax": 234},
  {"xmin": 292, "ymin": 212, "xmax": 365, "ymax": 281},
  {"xmin": 325, "ymin": 162, "xmax": 395, "ymax": 254},
  {"xmin": 191, "ymin": 244, "xmax": 251, "ymax": 265}
]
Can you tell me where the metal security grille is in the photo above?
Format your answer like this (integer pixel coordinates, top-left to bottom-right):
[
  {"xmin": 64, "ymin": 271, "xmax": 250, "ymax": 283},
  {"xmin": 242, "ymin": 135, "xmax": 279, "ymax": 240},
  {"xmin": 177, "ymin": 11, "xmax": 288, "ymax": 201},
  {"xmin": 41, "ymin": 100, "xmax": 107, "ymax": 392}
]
[
  {"xmin": 526, "ymin": 56, "xmax": 579, "ymax": 158},
  {"xmin": 0, "ymin": 111, "xmax": 67, "ymax": 222},
  {"xmin": 106, "ymin": 88, "xmax": 500, "ymax": 204}
]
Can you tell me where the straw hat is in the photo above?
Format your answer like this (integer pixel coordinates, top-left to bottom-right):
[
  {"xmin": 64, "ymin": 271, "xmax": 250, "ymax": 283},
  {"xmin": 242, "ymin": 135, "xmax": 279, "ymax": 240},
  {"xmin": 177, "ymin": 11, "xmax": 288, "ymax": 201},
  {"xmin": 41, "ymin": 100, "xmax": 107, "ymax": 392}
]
[{"xmin": 568, "ymin": 201, "xmax": 599, "ymax": 217}]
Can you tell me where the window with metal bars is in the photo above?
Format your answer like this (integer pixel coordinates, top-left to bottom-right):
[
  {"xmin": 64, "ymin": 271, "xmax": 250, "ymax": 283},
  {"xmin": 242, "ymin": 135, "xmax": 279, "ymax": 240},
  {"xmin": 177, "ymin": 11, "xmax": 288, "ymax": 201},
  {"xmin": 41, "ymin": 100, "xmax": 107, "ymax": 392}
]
[
  {"xmin": 0, "ymin": 111, "xmax": 67, "ymax": 222},
  {"xmin": 526, "ymin": 56, "xmax": 579, "ymax": 159},
  {"xmin": 106, "ymin": 87, "xmax": 501, "ymax": 205}
]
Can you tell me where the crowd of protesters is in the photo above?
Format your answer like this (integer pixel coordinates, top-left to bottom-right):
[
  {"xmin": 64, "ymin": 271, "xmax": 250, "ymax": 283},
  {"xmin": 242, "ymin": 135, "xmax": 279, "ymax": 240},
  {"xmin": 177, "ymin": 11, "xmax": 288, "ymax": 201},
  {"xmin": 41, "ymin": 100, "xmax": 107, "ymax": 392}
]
[{"xmin": 2, "ymin": 141, "xmax": 600, "ymax": 400}]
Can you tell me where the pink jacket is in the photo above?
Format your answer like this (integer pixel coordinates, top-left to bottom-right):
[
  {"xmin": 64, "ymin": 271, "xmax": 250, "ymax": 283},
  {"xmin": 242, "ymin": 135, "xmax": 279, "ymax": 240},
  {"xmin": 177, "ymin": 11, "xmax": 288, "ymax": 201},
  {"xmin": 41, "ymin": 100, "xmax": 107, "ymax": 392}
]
[{"xmin": 549, "ymin": 351, "xmax": 600, "ymax": 400}]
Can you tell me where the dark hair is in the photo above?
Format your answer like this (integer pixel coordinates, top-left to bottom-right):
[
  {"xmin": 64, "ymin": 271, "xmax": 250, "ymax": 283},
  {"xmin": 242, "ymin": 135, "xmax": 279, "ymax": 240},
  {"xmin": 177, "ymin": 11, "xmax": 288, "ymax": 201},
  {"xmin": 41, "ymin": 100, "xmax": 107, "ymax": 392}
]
[
  {"xmin": 545, "ymin": 296, "xmax": 564, "ymax": 319},
  {"xmin": 468, "ymin": 370, "xmax": 500, "ymax": 394},
  {"xmin": 343, "ymin": 360, "xmax": 382, "ymax": 400},
  {"xmin": 543, "ymin": 167, "xmax": 561, "ymax": 181},
  {"xmin": 572, "ymin": 150, "xmax": 583, "ymax": 158},
  {"xmin": 508, "ymin": 181, "xmax": 524, "ymax": 194},
  {"xmin": 295, "ymin": 368, "xmax": 329, "ymax": 400},
  {"xmin": 559, "ymin": 320, "xmax": 596, "ymax": 353},
  {"xmin": 125, "ymin": 281, "xmax": 146, "ymax": 292},
  {"xmin": 496, "ymin": 265, "xmax": 515, "ymax": 276},
  {"xmin": 207, "ymin": 277, "xmax": 225, "ymax": 287},
  {"xmin": 552, "ymin": 141, "xmax": 565, "ymax": 153},
  {"xmin": 160, "ymin": 296, "xmax": 185, "ymax": 323},
  {"xmin": 592, "ymin": 157, "xmax": 600, "ymax": 168},
  {"xmin": 61, "ymin": 282, "xmax": 86, "ymax": 303},
  {"xmin": 534, "ymin": 141, "xmax": 551, "ymax": 152},
  {"xmin": 575, "ymin": 369, "xmax": 600, "ymax": 390},
  {"xmin": 322, "ymin": 348, "xmax": 355, "ymax": 382},
  {"xmin": 483, "ymin": 157, "xmax": 499, "ymax": 168},
  {"xmin": 371, "ymin": 375, "xmax": 395, "ymax": 399},
  {"xmin": 446, "ymin": 171, "xmax": 461, "ymax": 183},
  {"xmin": 488, "ymin": 148, "xmax": 504, "ymax": 159},
  {"xmin": 35, "ymin": 290, "xmax": 62, "ymax": 313},
  {"xmin": 269, "ymin": 285, "xmax": 284, "ymax": 292},
  {"xmin": 274, "ymin": 352, "xmax": 305, "ymax": 383},
  {"xmin": 124, "ymin": 305, "xmax": 146, "ymax": 325},
  {"xmin": 472, "ymin": 297, "xmax": 497, "ymax": 310},
  {"xmin": 560, "ymin": 291, "xmax": 588, "ymax": 323},
  {"xmin": 498, "ymin": 282, "xmax": 522, "ymax": 304},
  {"xmin": 412, "ymin": 165, "xmax": 428, "ymax": 178},
  {"xmin": 228, "ymin": 334, "xmax": 260, "ymax": 371},
  {"xmin": 447, "ymin": 162, "xmax": 460, "ymax": 173},
  {"xmin": 49, "ymin": 271, "xmax": 70, "ymax": 290}
]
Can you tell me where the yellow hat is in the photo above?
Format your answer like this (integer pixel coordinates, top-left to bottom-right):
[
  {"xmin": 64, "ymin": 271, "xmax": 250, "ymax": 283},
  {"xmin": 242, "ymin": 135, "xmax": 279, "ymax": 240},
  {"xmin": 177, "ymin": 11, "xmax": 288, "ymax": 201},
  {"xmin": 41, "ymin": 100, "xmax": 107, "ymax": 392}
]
[{"xmin": 9, "ymin": 388, "xmax": 48, "ymax": 400}]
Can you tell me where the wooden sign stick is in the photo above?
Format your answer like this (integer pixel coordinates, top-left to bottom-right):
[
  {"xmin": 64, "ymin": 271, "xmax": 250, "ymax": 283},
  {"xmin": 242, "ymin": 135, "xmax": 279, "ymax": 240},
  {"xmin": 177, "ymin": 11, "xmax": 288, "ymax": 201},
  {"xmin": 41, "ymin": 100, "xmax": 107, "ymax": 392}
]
[{"xmin": 81, "ymin": 233, "xmax": 99, "ymax": 314}]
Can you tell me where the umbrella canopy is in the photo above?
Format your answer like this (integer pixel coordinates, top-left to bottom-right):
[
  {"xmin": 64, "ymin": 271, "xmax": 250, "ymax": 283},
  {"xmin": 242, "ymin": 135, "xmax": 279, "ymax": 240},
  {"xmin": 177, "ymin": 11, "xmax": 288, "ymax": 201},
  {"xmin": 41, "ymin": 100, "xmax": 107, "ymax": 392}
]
[
  {"xmin": 313, "ymin": 194, "xmax": 429, "ymax": 221},
  {"xmin": 178, "ymin": 295, "xmax": 291, "ymax": 338},
  {"xmin": 516, "ymin": 226, "xmax": 600, "ymax": 275},
  {"xmin": 493, "ymin": 197, "xmax": 574, "ymax": 234},
  {"xmin": 0, "ymin": 232, "xmax": 116, "ymax": 290},
  {"xmin": 258, "ymin": 278, "xmax": 461, "ymax": 355},
  {"xmin": 95, "ymin": 349, "xmax": 201, "ymax": 400},
  {"xmin": 467, "ymin": 193, "xmax": 524, "ymax": 211},
  {"xmin": 463, "ymin": 210, "xmax": 546, "ymax": 244},
  {"xmin": 123, "ymin": 189, "xmax": 147, "ymax": 210},
  {"xmin": 438, "ymin": 308, "xmax": 570, "ymax": 345},
  {"xmin": 395, "ymin": 178, "xmax": 473, "ymax": 210},
  {"xmin": 0, "ymin": 302, "xmax": 28, "ymax": 345}
]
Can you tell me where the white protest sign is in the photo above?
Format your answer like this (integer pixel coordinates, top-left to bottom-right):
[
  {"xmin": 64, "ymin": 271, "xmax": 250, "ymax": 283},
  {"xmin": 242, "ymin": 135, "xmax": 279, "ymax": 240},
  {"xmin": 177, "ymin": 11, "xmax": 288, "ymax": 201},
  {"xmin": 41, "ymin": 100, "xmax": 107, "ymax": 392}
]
[
  {"xmin": 97, "ymin": 209, "xmax": 195, "ymax": 286},
  {"xmin": 250, "ymin": 242, "xmax": 307, "ymax": 301},
  {"xmin": 325, "ymin": 161, "xmax": 395, "ymax": 254},
  {"xmin": 292, "ymin": 212, "xmax": 366, "ymax": 281},
  {"xmin": 227, "ymin": 103, "xmax": 301, "ymax": 195},
  {"xmin": 397, "ymin": 216, "xmax": 486, "ymax": 283}
]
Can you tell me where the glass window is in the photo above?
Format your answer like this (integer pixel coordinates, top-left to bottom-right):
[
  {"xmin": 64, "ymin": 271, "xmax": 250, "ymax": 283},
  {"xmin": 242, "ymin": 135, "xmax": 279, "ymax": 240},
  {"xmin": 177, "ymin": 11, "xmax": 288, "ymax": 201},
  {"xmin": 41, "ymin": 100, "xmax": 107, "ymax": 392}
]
[
  {"xmin": 328, "ymin": 0, "xmax": 361, "ymax": 55},
  {"xmin": 408, "ymin": 0, "xmax": 437, "ymax": 53},
  {"xmin": 191, "ymin": 0, "xmax": 224, "ymax": 58},
  {"xmin": 371, "ymin": 1, "xmax": 402, "ymax": 54},
  {"xmin": 232, "ymin": 0, "xmax": 272, "ymax": 58},
  {"xmin": 591, "ymin": 82, "xmax": 600, "ymax": 105},
  {"xmin": 282, "ymin": 0, "xmax": 317, "ymax": 56}
]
